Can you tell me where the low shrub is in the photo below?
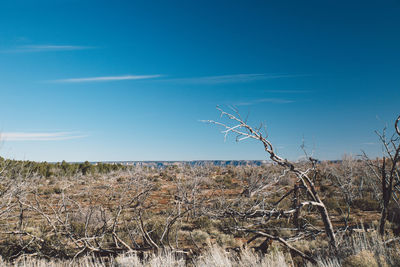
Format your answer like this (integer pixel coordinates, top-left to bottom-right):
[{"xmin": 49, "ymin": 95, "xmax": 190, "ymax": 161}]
[
  {"xmin": 342, "ymin": 250, "xmax": 386, "ymax": 267},
  {"xmin": 352, "ymin": 198, "xmax": 380, "ymax": 211}
]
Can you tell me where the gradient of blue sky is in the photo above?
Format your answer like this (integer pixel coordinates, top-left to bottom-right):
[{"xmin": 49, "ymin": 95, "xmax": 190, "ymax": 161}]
[{"xmin": 0, "ymin": 0, "xmax": 399, "ymax": 162}]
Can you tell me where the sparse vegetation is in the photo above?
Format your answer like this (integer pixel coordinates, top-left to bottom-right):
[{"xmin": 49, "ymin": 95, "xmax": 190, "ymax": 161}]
[{"xmin": 0, "ymin": 158, "xmax": 397, "ymax": 266}]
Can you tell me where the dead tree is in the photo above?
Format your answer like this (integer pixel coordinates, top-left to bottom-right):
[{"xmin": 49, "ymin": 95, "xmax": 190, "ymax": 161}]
[
  {"xmin": 324, "ymin": 155, "xmax": 360, "ymax": 230},
  {"xmin": 363, "ymin": 115, "xmax": 400, "ymax": 236},
  {"xmin": 205, "ymin": 106, "xmax": 337, "ymax": 250}
]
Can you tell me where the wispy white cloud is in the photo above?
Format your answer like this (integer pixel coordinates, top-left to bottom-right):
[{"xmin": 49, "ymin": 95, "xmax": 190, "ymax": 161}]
[
  {"xmin": 49, "ymin": 75, "xmax": 162, "ymax": 83},
  {"xmin": 2, "ymin": 45, "xmax": 94, "ymax": 53},
  {"xmin": 264, "ymin": 89, "xmax": 312, "ymax": 93},
  {"xmin": 236, "ymin": 98, "xmax": 294, "ymax": 106},
  {"xmin": 162, "ymin": 73, "xmax": 308, "ymax": 84},
  {"xmin": 0, "ymin": 132, "xmax": 87, "ymax": 141},
  {"xmin": 45, "ymin": 73, "xmax": 303, "ymax": 84}
]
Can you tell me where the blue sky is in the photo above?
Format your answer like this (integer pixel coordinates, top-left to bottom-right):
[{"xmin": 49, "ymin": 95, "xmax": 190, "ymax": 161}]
[{"xmin": 0, "ymin": 0, "xmax": 399, "ymax": 162}]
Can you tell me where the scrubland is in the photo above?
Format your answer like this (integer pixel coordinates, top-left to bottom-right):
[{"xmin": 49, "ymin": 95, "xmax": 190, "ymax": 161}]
[{"xmin": 0, "ymin": 156, "xmax": 399, "ymax": 267}]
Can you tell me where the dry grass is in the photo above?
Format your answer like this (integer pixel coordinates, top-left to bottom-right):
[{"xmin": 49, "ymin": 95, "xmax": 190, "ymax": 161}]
[
  {"xmin": 0, "ymin": 162, "xmax": 398, "ymax": 266},
  {"xmin": 1, "ymin": 231, "xmax": 398, "ymax": 266},
  {"xmin": 314, "ymin": 230, "xmax": 400, "ymax": 267},
  {"xmin": 0, "ymin": 246, "xmax": 289, "ymax": 267}
]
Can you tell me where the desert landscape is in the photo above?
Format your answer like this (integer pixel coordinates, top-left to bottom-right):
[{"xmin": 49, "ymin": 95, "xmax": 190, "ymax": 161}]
[{"xmin": 1, "ymin": 1, "xmax": 399, "ymax": 266}]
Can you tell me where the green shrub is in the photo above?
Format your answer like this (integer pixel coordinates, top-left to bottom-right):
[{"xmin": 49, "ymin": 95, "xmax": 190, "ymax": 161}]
[
  {"xmin": 193, "ymin": 216, "xmax": 212, "ymax": 231},
  {"xmin": 215, "ymin": 233, "xmax": 239, "ymax": 248},
  {"xmin": 191, "ymin": 229, "xmax": 210, "ymax": 245},
  {"xmin": 215, "ymin": 175, "xmax": 236, "ymax": 188},
  {"xmin": 70, "ymin": 221, "xmax": 86, "ymax": 237}
]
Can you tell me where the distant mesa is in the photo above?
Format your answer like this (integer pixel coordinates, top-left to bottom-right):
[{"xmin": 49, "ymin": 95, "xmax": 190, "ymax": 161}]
[{"xmin": 90, "ymin": 160, "xmax": 271, "ymax": 168}]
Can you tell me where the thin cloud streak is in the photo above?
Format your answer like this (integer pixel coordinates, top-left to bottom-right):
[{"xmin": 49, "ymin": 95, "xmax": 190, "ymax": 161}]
[
  {"xmin": 49, "ymin": 75, "xmax": 162, "ymax": 83},
  {"xmin": 47, "ymin": 73, "xmax": 303, "ymax": 84},
  {"xmin": 236, "ymin": 98, "xmax": 294, "ymax": 106},
  {"xmin": 2, "ymin": 45, "xmax": 94, "ymax": 53},
  {"xmin": 264, "ymin": 89, "xmax": 313, "ymax": 93},
  {"xmin": 162, "ymin": 73, "xmax": 309, "ymax": 84},
  {"xmin": 0, "ymin": 132, "xmax": 87, "ymax": 141}
]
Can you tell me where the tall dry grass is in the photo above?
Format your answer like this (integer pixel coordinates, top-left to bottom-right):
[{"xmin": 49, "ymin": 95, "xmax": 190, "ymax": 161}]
[
  {"xmin": 314, "ymin": 230, "xmax": 400, "ymax": 267},
  {"xmin": 0, "ymin": 246, "xmax": 288, "ymax": 267},
  {"xmin": 2, "ymin": 231, "xmax": 398, "ymax": 267}
]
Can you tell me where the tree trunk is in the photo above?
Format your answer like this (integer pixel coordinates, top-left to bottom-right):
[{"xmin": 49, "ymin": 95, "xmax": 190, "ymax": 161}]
[
  {"xmin": 292, "ymin": 183, "xmax": 300, "ymax": 230},
  {"xmin": 379, "ymin": 157, "xmax": 388, "ymax": 236}
]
